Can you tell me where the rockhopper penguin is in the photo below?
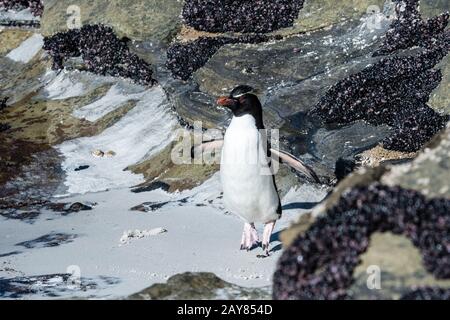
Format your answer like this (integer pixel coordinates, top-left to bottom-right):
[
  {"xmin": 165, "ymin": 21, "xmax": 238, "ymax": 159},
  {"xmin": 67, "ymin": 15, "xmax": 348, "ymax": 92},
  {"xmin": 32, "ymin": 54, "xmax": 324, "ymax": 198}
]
[{"xmin": 217, "ymin": 85, "xmax": 282, "ymax": 257}]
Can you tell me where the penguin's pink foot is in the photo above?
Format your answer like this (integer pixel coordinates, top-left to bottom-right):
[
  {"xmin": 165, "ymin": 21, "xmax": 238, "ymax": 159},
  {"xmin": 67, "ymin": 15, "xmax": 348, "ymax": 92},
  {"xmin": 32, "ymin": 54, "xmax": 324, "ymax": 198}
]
[
  {"xmin": 240, "ymin": 223, "xmax": 260, "ymax": 251},
  {"xmin": 260, "ymin": 221, "xmax": 276, "ymax": 257}
]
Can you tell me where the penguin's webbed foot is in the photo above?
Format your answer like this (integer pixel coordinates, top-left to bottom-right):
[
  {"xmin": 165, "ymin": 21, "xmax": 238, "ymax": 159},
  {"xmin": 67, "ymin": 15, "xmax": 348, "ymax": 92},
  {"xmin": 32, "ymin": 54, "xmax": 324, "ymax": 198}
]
[
  {"xmin": 240, "ymin": 223, "xmax": 260, "ymax": 251},
  {"xmin": 259, "ymin": 220, "xmax": 276, "ymax": 257}
]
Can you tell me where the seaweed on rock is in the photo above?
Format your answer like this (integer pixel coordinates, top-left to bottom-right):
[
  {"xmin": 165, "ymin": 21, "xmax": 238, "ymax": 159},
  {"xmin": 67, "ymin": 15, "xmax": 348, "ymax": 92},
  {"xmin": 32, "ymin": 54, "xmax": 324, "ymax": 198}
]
[
  {"xmin": 273, "ymin": 183, "xmax": 450, "ymax": 300},
  {"xmin": 182, "ymin": 0, "xmax": 304, "ymax": 33},
  {"xmin": 43, "ymin": 25, "xmax": 156, "ymax": 86}
]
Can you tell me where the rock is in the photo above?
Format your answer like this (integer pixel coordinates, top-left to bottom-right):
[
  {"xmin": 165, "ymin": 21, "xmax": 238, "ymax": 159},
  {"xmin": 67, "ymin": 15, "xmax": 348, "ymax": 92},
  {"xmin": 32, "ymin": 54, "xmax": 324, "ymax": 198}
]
[
  {"xmin": 182, "ymin": 0, "xmax": 305, "ymax": 33},
  {"xmin": 0, "ymin": 210, "xmax": 40, "ymax": 223},
  {"xmin": 0, "ymin": 0, "xmax": 43, "ymax": 17},
  {"xmin": 16, "ymin": 232, "xmax": 77, "ymax": 249},
  {"xmin": 91, "ymin": 149, "xmax": 104, "ymax": 158},
  {"xmin": 74, "ymin": 165, "xmax": 89, "ymax": 171},
  {"xmin": 131, "ymin": 181, "xmax": 170, "ymax": 193},
  {"xmin": 0, "ymin": 96, "xmax": 8, "ymax": 111},
  {"xmin": 64, "ymin": 202, "xmax": 93, "ymax": 213},
  {"xmin": 0, "ymin": 122, "xmax": 11, "ymax": 131},
  {"xmin": 400, "ymin": 287, "xmax": 450, "ymax": 300},
  {"xmin": 308, "ymin": 46, "xmax": 449, "ymax": 152},
  {"xmin": 166, "ymin": 35, "xmax": 272, "ymax": 81},
  {"xmin": 349, "ymin": 232, "xmax": 450, "ymax": 300},
  {"xmin": 291, "ymin": 0, "xmax": 387, "ymax": 34},
  {"xmin": 273, "ymin": 183, "xmax": 450, "ymax": 300},
  {"xmin": 309, "ymin": 0, "xmax": 450, "ymax": 153},
  {"xmin": 128, "ymin": 139, "xmax": 219, "ymax": 193},
  {"xmin": 40, "ymin": 0, "xmax": 183, "ymax": 43},
  {"xmin": 276, "ymin": 120, "xmax": 450, "ymax": 300},
  {"xmin": 46, "ymin": 201, "xmax": 94, "ymax": 213},
  {"xmin": 119, "ymin": 228, "xmax": 167, "ymax": 244},
  {"xmin": 130, "ymin": 201, "xmax": 169, "ymax": 212},
  {"xmin": 0, "ymin": 273, "xmax": 118, "ymax": 299},
  {"xmin": 382, "ymin": 123, "xmax": 450, "ymax": 198},
  {"xmin": 105, "ymin": 150, "xmax": 116, "ymax": 157},
  {"xmin": 334, "ymin": 158, "xmax": 357, "ymax": 182},
  {"xmin": 129, "ymin": 272, "xmax": 271, "ymax": 300},
  {"xmin": 373, "ymin": 0, "xmax": 448, "ymax": 56},
  {"xmin": 43, "ymin": 25, "xmax": 156, "ymax": 85}
]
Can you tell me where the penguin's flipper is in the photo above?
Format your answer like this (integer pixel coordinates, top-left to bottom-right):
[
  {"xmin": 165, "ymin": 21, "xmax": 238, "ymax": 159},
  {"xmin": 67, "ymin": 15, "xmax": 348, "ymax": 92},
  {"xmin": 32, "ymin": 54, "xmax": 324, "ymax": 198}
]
[
  {"xmin": 191, "ymin": 139, "xmax": 224, "ymax": 159},
  {"xmin": 270, "ymin": 149, "xmax": 321, "ymax": 183}
]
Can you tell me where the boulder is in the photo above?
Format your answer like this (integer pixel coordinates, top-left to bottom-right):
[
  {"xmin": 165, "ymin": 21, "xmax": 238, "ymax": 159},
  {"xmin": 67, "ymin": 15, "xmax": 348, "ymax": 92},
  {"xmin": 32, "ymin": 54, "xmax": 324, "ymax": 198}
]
[
  {"xmin": 129, "ymin": 272, "xmax": 270, "ymax": 300},
  {"xmin": 40, "ymin": 0, "xmax": 183, "ymax": 43}
]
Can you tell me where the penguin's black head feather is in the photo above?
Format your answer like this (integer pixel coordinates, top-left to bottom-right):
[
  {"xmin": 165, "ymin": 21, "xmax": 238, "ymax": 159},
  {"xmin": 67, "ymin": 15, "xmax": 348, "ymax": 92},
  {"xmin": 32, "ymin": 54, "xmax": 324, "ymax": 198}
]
[{"xmin": 217, "ymin": 85, "xmax": 264, "ymax": 129}]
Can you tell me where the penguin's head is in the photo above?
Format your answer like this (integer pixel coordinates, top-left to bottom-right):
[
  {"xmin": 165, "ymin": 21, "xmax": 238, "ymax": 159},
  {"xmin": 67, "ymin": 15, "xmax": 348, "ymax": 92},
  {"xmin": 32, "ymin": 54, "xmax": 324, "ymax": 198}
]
[{"xmin": 217, "ymin": 85, "xmax": 264, "ymax": 129}]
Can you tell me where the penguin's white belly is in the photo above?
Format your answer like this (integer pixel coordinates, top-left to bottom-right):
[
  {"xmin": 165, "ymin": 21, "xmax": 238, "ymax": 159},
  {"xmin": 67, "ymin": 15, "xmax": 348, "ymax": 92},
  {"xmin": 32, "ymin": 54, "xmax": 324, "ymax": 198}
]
[{"xmin": 220, "ymin": 115, "xmax": 279, "ymax": 223}]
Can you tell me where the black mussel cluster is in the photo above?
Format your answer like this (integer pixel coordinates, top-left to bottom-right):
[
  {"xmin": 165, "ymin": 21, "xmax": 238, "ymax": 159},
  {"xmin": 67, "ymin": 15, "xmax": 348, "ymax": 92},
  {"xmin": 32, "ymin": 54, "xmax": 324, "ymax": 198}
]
[
  {"xmin": 374, "ymin": 0, "xmax": 449, "ymax": 56},
  {"xmin": 309, "ymin": 31, "xmax": 449, "ymax": 152},
  {"xmin": 182, "ymin": 0, "xmax": 304, "ymax": 33},
  {"xmin": 0, "ymin": 0, "xmax": 43, "ymax": 17},
  {"xmin": 167, "ymin": 34, "xmax": 271, "ymax": 80},
  {"xmin": 400, "ymin": 287, "xmax": 450, "ymax": 300},
  {"xmin": 43, "ymin": 25, "xmax": 156, "ymax": 86},
  {"xmin": 273, "ymin": 183, "xmax": 450, "ymax": 300}
]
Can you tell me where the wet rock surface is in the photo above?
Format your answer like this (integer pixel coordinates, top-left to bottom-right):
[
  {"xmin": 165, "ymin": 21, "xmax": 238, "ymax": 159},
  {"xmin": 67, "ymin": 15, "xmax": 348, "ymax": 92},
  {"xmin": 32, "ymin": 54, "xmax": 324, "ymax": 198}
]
[
  {"xmin": 0, "ymin": 0, "xmax": 43, "ymax": 17},
  {"xmin": 309, "ymin": 0, "xmax": 450, "ymax": 153},
  {"xmin": 309, "ymin": 46, "xmax": 450, "ymax": 152},
  {"xmin": 130, "ymin": 272, "xmax": 271, "ymax": 300},
  {"xmin": 182, "ymin": 0, "xmax": 304, "ymax": 34},
  {"xmin": 15, "ymin": 232, "xmax": 77, "ymax": 249},
  {"xmin": 0, "ymin": 96, "xmax": 8, "ymax": 111}
]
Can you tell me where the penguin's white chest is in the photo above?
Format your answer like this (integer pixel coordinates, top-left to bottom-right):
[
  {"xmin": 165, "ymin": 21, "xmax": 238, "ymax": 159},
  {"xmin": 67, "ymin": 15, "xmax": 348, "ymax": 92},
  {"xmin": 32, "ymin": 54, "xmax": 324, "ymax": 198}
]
[{"xmin": 220, "ymin": 115, "xmax": 280, "ymax": 223}]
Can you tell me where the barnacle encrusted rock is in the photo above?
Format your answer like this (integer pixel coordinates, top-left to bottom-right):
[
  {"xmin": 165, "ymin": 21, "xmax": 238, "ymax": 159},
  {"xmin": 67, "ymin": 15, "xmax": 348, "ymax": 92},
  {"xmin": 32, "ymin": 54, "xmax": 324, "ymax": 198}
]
[
  {"xmin": 166, "ymin": 35, "xmax": 272, "ymax": 81},
  {"xmin": 43, "ymin": 25, "xmax": 156, "ymax": 85},
  {"xmin": 309, "ymin": 10, "xmax": 449, "ymax": 152},
  {"xmin": 40, "ymin": 0, "xmax": 183, "ymax": 43},
  {"xmin": 275, "ymin": 124, "xmax": 450, "ymax": 300},
  {"xmin": 182, "ymin": 0, "xmax": 305, "ymax": 34}
]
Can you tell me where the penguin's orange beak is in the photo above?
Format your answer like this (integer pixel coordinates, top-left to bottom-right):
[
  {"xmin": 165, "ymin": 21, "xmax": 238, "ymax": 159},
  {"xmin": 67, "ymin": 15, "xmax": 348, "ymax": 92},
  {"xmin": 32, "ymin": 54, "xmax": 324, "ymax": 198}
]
[{"xmin": 217, "ymin": 96, "xmax": 235, "ymax": 107}]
